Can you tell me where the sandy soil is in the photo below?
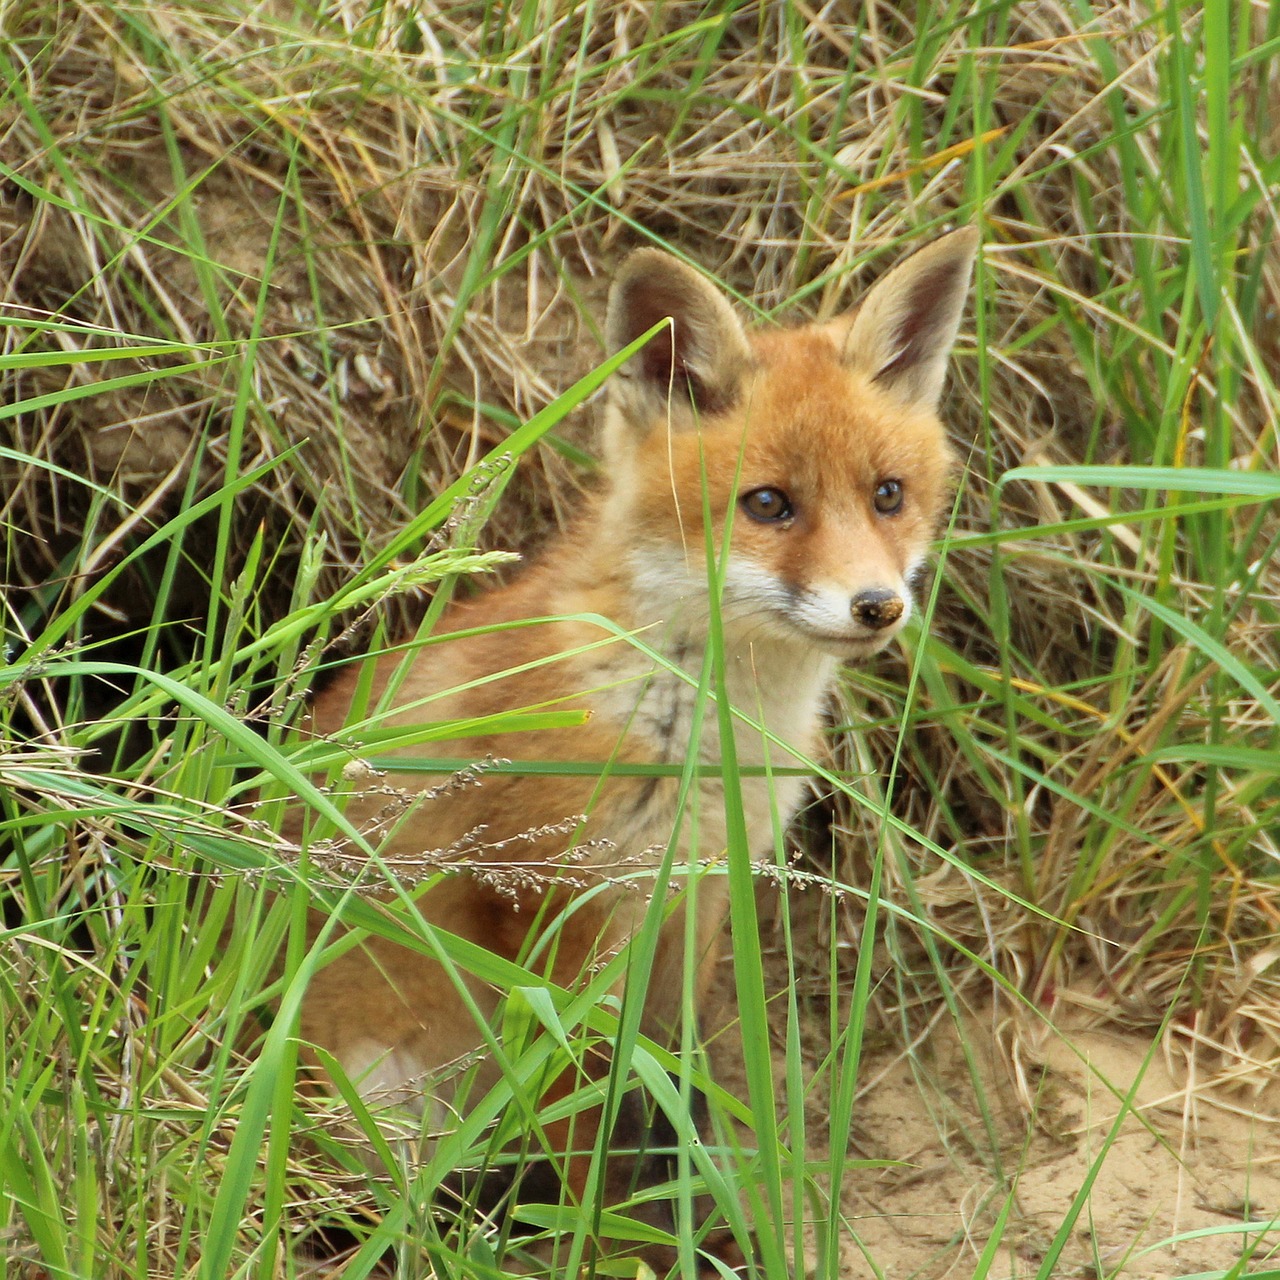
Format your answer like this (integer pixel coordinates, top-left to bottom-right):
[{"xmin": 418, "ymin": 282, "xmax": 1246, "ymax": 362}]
[
  {"xmin": 843, "ymin": 1002, "xmax": 1280, "ymax": 1279},
  {"xmin": 709, "ymin": 980, "xmax": 1280, "ymax": 1280}
]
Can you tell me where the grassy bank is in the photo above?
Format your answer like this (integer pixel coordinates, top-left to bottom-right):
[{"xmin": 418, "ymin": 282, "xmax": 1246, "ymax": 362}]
[{"xmin": 2, "ymin": 2, "xmax": 1278, "ymax": 1277}]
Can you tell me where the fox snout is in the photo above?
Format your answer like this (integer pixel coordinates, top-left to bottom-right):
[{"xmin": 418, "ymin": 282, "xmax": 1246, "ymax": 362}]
[{"xmin": 851, "ymin": 587, "xmax": 905, "ymax": 631}]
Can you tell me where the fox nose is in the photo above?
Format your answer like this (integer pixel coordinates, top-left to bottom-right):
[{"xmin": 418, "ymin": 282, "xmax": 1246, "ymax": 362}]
[{"xmin": 851, "ymin": 588, "xmax": 904, "ymax": 630}]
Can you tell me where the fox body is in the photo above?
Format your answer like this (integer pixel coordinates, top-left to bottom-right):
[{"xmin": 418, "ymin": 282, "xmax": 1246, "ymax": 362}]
[{"xmin": 290, "ymin": 228, "xmax": 976, "ymax": 1268}]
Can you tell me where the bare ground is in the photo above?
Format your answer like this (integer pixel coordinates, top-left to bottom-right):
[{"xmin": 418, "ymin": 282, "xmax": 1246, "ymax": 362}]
[{"xmin": 710, "ymin": 967, "xmax": 1280, "ymax": 1280}]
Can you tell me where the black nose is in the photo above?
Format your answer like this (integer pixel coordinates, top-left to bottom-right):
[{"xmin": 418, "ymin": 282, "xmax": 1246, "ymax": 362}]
[{"xmin": 851, "ymin": 589, "xmax": 904, "ymax": 630}]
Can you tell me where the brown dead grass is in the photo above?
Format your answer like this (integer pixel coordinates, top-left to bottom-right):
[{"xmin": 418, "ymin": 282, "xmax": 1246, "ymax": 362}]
[{"xmin": 1, "ymin": 2, "xmax": 1074, "ymax": 609}]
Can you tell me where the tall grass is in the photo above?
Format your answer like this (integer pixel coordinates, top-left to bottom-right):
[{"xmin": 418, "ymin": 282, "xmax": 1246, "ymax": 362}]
[{"xmin": 2, "ymin": 1, "xmax": 1278, "ymax": 1278}]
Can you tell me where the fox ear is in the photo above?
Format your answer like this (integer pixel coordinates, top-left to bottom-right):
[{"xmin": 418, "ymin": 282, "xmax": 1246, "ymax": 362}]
[
  {"xmin": 606, "ymin": 249, "xmax": 752, "ymax": 427},
  {"xmin": 841, "ymin": 227, "xmax": 978, "ymax": 410}
]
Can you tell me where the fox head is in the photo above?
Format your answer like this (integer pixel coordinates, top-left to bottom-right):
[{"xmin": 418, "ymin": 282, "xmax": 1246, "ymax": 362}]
[{"xmin": 600, "ymin": 229, "xmax": 977, "ymax": 659}]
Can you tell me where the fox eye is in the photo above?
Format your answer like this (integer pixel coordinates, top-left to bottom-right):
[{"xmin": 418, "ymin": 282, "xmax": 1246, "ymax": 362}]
[
  {"xmin": 873, "ymin": 478, "xmax": 904, "ymax": 515},
  {"xmin": 740, "ymin": 487, "xmax": 794, "ymax": 523}
]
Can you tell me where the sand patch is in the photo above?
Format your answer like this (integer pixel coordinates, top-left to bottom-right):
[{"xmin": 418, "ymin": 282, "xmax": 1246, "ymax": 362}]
[{"xmin": 833, "ymin": 1000, "xmax": 1280, "ymax": 1278}]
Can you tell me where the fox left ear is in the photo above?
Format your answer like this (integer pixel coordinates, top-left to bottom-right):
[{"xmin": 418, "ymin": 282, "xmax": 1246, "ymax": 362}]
[
  {"xmin": 842, "ymin": 227, "xmax": 978, "ymax": 410},
  {"xmin": 605, "ymin": 248, "xmax": 752, "ymax": 428}
]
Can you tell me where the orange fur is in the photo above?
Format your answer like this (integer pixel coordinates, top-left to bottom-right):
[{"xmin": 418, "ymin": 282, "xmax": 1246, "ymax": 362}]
[{"xmin": 287, "ymin": 229, "xmax": 978, "ymax": 1273}]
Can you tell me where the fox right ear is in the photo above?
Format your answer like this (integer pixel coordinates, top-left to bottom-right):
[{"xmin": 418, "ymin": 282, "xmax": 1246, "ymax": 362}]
[
  {"xmin": 605, "ymin": 249, "xmax": 752, "ymax": 428},
  {"xmin": 841, "ymin": 227, "xmax": 978, "ymax": 411}
]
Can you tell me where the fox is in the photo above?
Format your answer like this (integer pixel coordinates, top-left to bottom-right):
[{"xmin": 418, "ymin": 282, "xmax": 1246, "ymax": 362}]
[{"xmin": 287, "ymin": 227, "xmax": 977, "ymax": 1275}]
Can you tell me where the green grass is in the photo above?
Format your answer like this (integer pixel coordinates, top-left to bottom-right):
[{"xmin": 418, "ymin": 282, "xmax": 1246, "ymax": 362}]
[{"xmin": 3, "ymin": 1, "xmax": 1280, "ymax": 1278}]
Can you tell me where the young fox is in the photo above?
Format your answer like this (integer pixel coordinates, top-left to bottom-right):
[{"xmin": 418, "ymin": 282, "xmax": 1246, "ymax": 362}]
[{"xmin": 292, "ymin": 227, "xmax": 977, "ymax": 1270}]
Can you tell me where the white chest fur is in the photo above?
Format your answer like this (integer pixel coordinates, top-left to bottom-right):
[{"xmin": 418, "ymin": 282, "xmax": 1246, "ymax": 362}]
[{"xmin": 584, "ymin": 619, "xmax": 835, "ymax": 861}]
